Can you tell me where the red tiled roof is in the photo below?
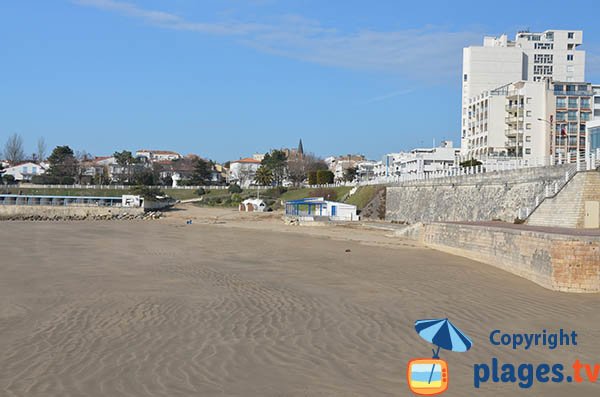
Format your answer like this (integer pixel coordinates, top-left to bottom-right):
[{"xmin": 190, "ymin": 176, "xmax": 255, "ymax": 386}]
[{"xmin": 231, "ymin": 157, "xmax": 261, "ymax": 164}]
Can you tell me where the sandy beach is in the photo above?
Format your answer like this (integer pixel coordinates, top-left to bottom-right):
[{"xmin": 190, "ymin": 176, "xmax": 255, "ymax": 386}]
[{"xmin": 1, "ymin": 206, "xmax": 600, "ymax": 396}]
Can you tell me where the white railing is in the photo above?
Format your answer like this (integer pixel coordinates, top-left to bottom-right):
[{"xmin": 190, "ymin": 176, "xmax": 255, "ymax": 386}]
[{"xmin": 17, "ymin": 183, "xmax": 271, "ymax": 190}]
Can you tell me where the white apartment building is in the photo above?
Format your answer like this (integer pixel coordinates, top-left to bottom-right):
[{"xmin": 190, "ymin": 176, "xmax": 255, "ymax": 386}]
[
  {"xmin": 463, "ymin": 79, "xmax": 595, "ymax": 164},
  {"xmin": 375, "ymin": 142, "xmax": 458, "ymax": 179},
  {"xmin": 462, "ymin": 29, "xmax": 586, "ymax": 155},
  {"xmin": 394, "ymin": 141, "xmax": 459, "ymax": 175}
]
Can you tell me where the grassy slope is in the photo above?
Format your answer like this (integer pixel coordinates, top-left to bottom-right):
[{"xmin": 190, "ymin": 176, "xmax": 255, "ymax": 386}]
[
  {"xmin": 344, "ymin": 186, "xmax": 381, "ymax": 209},
  {"xmin": 279, "ymin": 186, "xmax": 353, "ymax": 202}
]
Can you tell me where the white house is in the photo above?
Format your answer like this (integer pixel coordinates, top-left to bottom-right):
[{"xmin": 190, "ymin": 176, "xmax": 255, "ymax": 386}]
[
  {"xmin": 2, "ymin": 162, "xmax": 47, "ymax": 182},
  {"xmin": 228, "ymin": 157, "xmax": 262, "ymax": 187},
  {"xmin": 136, "ymin": 149, "xmax": 182, "ymax": 162}
]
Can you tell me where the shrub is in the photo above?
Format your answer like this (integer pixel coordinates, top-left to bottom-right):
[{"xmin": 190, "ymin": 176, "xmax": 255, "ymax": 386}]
[
  {"xmin": 265, "ymin": 186, "xmax": 287, "ymax": 198},
  {"xmin": 309, "ymin": 188, "xmax": 337, "ymax": 201},
  {"xmin": 2, "ymin": 174, "xmax": 16, "ymax": 185},
  {"xmin": 131, "ymin": 185, "xmax": 165, "ymax": 200},
  {"xmin": 195, "ymin": 187, "xmax": 206, "ymax": 196},
  {"xmin": 460, "ymin": 158, "xmax": 482, "ymax": 168},
  {"xmin": 231, "ymin": 193, "xmax": 242, "ymax": 203},
  {"xmin": 228, "ymin": 184, "xmax": 242, "ymax": 194},
  {"xmin": 316, "ymin": 170, "xmax": 334, "ymax": 185},
  {"xmin": 308, "ymin": 171, "xmax": 317, "ymax": 185}
]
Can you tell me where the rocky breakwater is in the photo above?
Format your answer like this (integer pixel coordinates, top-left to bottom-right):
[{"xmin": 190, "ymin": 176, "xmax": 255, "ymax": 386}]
[{"xmin": 0, "ymin": 211, "xmax": 163, "ymax": 221}]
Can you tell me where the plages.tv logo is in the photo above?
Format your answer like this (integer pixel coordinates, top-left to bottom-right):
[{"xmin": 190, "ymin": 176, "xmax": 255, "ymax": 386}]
[{"xmin": 407, "ymin": 318, "xmax": 473, "ymax": 396}]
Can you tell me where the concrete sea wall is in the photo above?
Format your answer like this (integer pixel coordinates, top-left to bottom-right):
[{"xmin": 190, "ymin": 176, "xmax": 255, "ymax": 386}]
[
  {"xmin": 412, "ymin": 222, "xmax": 600, "ymax": 293},
  {"xmin": 386, "ymin": 165, "xmax": 570, "ymax": 223}
]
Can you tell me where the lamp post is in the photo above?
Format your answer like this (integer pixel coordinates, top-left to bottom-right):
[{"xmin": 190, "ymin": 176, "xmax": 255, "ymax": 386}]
[{"xmin": 538, "ymin": 117, "xmax": 555, "ymax": 165}]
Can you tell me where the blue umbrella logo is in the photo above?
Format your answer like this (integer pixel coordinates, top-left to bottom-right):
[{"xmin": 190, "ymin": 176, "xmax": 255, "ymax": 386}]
[{"xmin": 413, "ymin": 318, "xmax": 473, "ymax": 387}]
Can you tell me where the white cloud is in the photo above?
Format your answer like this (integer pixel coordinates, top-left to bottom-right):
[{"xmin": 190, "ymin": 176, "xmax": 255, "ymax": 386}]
[
  {"xmin": 363, "ymin": 89, "xmax": 414, "ymax": 104},
  {"xmin": 73, "ymin": 0, "xmax": 482, "ymax": 79}
]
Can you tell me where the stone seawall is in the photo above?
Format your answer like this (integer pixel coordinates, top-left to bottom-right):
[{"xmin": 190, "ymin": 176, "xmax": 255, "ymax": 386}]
[
  {"xmin": 0, "ymin": 205, "xmax": 146, "ymax": 220},
  {"xmin": 386, "ymin": 165, "xmax": 570, "ymax": 223},
  {"xmin": 414, "ymin": 222, "xmax": 600, "ymax": 293}
]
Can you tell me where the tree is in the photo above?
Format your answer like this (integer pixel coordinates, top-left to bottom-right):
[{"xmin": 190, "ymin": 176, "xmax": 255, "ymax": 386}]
[
  {"xmin": 287, "ymin": 153, "xmax": 328, "ymax": 186},
  {"xmin": 191, "ymin": 158, "xmax": 214, "ymax": 185},
  {"xmin": 343, "ymin": 166, "xmax": 357, "ymax": 182},
  {"xmin": 3, "ymin": 133, "xmax": 25, "ymax": 164},
  {"xmin": 261, "ymin": 150, "xmax": 287, "ymax": 185},
  {"xmin": 37, "ymin": 137, "xmax": 47, "ymax": 162},
  {"xmin": 316, "ymin": 170, "xmax": 334, "ymax": 185},
  {"xmin": 47, "ymin": 146, "xmax": 78, "ymax": 178},
  {"xmin": 113, "ymin": 150, "xmax": 136, "ymax": 183},
  {"xmin": 255, "ymin": 165, "xmax": 273, "ymax": 186}
]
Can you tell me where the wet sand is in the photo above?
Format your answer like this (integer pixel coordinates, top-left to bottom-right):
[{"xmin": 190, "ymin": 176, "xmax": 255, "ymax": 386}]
[{"xmin": 1, "ymin": 209, "xmax": 600, "ymax": 396}]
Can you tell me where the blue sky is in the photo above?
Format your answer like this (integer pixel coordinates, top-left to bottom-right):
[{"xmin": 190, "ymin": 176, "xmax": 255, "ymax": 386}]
[{"xmin": 1, "ymin": 0, "xmax": 599, "ymax": 162}]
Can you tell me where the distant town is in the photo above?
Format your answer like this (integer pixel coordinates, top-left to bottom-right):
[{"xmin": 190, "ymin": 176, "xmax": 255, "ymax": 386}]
[{"xmin": 2, "ymin": 29, "xmax": 600, "ymax": 189}]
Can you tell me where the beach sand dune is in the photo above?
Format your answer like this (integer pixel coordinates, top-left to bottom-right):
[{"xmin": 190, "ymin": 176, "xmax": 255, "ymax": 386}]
[{"xmin": 1, "ymin": 218, "xmax": 599, "ymax": 396}]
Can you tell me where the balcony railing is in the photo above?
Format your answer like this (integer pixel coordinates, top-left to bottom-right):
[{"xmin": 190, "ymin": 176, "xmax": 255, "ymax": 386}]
[
  {"xmin": 505, "ymin": 128, "xmax": 524, "ymax": 137},
  {"xmin": 505, "ymin": 116, "xmax": 524, "ymax": 124}
]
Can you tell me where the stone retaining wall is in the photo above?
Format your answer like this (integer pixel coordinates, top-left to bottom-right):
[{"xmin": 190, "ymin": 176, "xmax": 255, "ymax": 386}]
[
  {"xmin": 386, "ymin": 165, "xmax": 570, "ymax": 223},
  {"xmin": 414, "ymin": 222, "xmax": 600, "ymax": 293}
]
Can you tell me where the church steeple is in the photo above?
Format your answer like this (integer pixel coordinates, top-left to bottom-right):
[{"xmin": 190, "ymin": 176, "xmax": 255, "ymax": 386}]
[{"xmin": 297, "ymin": 139, "xmax": 304, "ymax": 156}]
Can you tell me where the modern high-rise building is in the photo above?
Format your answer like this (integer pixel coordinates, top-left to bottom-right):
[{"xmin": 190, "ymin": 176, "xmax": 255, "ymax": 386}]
[{"xmin": 461, "ymin": 29, "xmax": 586, "ymax": 156}]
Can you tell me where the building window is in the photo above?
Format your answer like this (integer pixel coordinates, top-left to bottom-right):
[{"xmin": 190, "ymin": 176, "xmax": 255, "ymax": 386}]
[
  {"xmin": 567, "ymin": 54, "xmax": 574, "ymax": 61},
  {"xmin": 526, "ymin": 136, "xmax": 531, "ymax": 142},
  {"xmin": 568, "ymin": 32, "xmax": 574, "ymax": 39},
  {"xmin": 534, "ymin": 54, "xmax": 553, "ymax": 64},
  {"xmin": 526, "ymin": 123, "xmax": 532, "ymax": 129},
  {"xmin": 525, "ymin": 148, "xmax": 531, "ymax": 154},
  {"xmin": 568, "ymin": 110, "xmax": 578, "ymax": 120},
  {"xmin": 581, "ymin": 98, "xmax": 590, "ymax": 108},
  {"xmin": 22, "ymin": 166, "xmax": 28, "ymax": 174},
  {"xmin": 526, "ymin": 111, "xmax": 532, "ymax": 117},
  {"xmin": 568, "ymin": 98, "xmax": 578, "ymax": 108},
  {"xmin": 556, "ymin": 98, "xmax": 566, "ymax": 108},
  {"xmin": 534, "ymin": 42, "xmax": 554, "ymax": 50}
]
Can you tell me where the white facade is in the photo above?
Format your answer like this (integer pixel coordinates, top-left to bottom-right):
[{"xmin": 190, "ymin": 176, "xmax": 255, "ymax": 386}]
[
  {"xmin": 463, "ymin": 79, "xmax": 595, "ymax": 164},
  {"xmin": 380, "ymin": 141, "xmax": 458, "ymax": 177},
  {"xmin": 464, "ymin": 80, "xmax": 555, "ymax": 161},
  {"xmin": 136, "ymin": 150, "xmax": 182, "ymax": 162},
  {"xmin": 2, "ymin": 162, "xmax": 47, "ymax": 181},
  {"xmin": 462, "ymin": 29, "xmax": 585, "ymax": 154},
  {"xmin": 228, "ymin": 158, "xmax": 261, "ymax": 187}
]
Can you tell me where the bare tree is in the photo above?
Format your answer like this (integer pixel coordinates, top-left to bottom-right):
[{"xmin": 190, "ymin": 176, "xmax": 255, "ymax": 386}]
[
  {"xmin": 3, "ymin": 133, "xmax": 25, "ymax": 164},
  {"xmin": 37, "ymin": 137, "xmax": 47, "ymax": 162},
  {"xmin": 287, "ymin": 153, "xmax": 328, "ymax": 186}
]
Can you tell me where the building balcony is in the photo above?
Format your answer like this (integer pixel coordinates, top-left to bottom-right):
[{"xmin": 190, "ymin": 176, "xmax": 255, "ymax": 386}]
[
  {"xmin": 505, "ymin": 139, "xmax": 521, "ymax": 147},
  {"xmin": 505, "ymin": 128, "xmax": 524, "ymax": 137},
  {"xmin": 505, "ymin": 116, "xmax": 524, "ymax": 124},
  {"xmin": 505, "ymin": 104, "xmax": 524, "ymax": 112}
]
